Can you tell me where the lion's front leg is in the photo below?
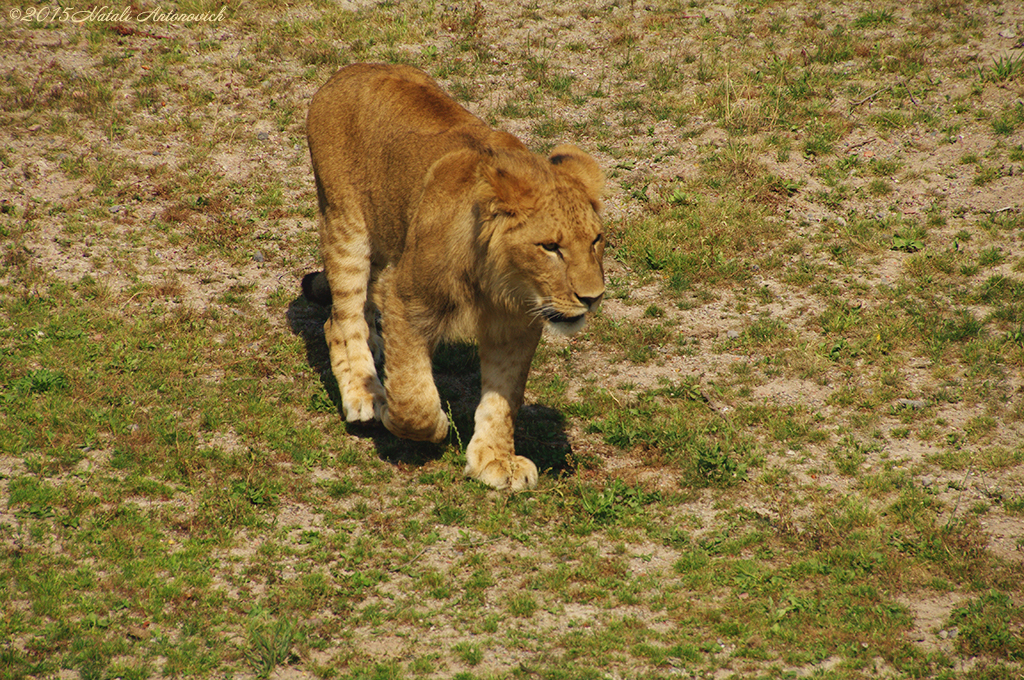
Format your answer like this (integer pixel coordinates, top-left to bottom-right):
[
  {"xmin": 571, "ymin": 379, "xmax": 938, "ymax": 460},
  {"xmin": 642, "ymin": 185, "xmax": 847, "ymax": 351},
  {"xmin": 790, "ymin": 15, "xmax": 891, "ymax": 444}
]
[
  {"xmin": 464, "ymin": 328, "xmax": 542, "ymax": 491},
  {"xmin": 378, "ymin": 285, "xmax": 449, "ymax": 443}
]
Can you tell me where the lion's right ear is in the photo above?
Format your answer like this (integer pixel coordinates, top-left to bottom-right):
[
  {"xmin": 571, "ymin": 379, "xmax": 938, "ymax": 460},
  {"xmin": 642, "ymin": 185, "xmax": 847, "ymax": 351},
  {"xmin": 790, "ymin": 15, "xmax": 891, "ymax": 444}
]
[
  {"xmin": 479, "ymin": 160, "xmax": 538, "ymax": 218},
  {"xmin": 548, "ymin": 144, "xmax": 604, "ymax": 208}
]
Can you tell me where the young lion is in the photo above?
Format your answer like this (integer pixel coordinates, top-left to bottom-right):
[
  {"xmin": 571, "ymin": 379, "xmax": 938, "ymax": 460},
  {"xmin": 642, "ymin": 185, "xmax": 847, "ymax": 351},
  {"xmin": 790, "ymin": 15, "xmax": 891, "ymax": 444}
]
[{"xmin": 302, "ymin": 63, "xmax": 605, "ymax": 491}]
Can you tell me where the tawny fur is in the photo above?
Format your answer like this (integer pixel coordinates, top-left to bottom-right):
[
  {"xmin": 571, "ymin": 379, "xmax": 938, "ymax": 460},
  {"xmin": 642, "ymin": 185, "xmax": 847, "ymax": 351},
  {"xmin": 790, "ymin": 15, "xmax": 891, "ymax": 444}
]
[{"xmin": 305, "ymin": 63, "xmax": 605, "ymax": 490}]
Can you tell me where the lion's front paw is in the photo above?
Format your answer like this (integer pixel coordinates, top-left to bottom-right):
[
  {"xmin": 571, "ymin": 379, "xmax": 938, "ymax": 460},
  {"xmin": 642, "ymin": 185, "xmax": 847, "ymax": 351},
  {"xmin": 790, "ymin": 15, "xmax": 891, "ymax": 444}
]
[
  {"xmin": 380, "ymin": 403, "xmax": 449, "ymax": 443},
  {"xmin": 466, "ymin": 455, "xmax": 538, "ymax": 491}
]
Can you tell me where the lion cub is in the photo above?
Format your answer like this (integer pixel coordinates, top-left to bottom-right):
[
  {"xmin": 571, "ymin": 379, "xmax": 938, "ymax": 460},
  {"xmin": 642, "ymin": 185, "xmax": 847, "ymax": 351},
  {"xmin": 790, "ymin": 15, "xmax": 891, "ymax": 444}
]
[{"xmin": 303, "ymin": 63, "xmax": 605, "ymax": 490}]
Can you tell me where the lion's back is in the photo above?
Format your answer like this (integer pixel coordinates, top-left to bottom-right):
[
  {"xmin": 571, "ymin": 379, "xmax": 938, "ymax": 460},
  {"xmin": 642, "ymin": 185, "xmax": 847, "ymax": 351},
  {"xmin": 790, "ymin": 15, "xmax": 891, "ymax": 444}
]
[
  {"xmin": 307, "ymin": 64, "xmax": 494, "ymax": 261},
  {"xmin": 307, "ymin": 64, "xmax": 488, "ymax": 186}
]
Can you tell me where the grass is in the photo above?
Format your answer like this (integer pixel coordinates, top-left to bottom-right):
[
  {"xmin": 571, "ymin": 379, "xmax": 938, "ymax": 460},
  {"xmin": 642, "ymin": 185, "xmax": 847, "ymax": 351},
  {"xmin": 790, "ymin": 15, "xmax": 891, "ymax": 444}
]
[{"xmin": 2, "ymin": 1, "xmax": 1024, "ymax": 679}]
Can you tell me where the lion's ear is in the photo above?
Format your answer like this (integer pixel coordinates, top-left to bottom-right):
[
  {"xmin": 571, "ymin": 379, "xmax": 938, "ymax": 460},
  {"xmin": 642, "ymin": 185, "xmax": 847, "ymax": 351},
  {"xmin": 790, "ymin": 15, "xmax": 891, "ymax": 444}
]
[
  {"xmin": 479, "ymin": 160, "xmax": 538, "ymax": 218},
  {"xmin": 548, "ymin": 144, "xmax": 604, "ymax": 207}
]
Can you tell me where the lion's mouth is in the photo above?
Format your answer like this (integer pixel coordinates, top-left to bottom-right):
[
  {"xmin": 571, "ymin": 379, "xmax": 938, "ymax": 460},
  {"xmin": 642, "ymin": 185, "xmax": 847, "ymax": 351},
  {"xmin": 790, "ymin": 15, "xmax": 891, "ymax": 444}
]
[{"xmin": 540, "ymin": 308, "xmax": 585, "ymax": 325}]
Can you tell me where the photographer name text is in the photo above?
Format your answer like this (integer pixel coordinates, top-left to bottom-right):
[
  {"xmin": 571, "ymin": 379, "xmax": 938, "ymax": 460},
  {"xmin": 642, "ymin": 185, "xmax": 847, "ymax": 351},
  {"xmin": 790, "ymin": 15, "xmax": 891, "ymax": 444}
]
[{"xmin": 10, "ymin": 5, "xmax": 228, "ymax": 24}]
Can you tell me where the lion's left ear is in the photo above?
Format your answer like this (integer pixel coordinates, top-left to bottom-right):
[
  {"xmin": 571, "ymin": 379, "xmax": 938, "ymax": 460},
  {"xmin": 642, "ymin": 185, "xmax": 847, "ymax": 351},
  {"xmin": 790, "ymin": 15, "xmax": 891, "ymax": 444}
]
[{"xmin": 548, "ymin": 144, "xmax": 604, "ymax": 210}]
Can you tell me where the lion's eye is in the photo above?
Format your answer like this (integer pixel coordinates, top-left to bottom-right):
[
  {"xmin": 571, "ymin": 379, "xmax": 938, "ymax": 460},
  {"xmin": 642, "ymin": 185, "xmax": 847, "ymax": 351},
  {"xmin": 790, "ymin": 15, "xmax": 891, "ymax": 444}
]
[
  {"xmin": 540, "ymin": 242, "xmax": 560, "ymax": 252},
  {"xmin": 592, "ymin": 234, "xmax": 603, "ymax": 246}
]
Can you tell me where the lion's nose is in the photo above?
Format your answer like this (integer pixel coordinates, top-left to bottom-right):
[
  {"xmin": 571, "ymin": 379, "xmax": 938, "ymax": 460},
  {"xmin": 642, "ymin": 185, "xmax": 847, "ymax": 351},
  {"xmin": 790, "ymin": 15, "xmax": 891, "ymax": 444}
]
[{"xmin": 576, "ymin": 292, "xmax": 604, "ymax": 311}]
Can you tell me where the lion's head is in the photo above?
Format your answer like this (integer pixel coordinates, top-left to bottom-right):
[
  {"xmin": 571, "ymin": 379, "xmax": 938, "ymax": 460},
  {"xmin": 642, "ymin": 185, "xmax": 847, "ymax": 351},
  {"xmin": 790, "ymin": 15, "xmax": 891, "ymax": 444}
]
[{"xmin": 476, "ymin": 143, "xmax": 605, "ymax": 335}]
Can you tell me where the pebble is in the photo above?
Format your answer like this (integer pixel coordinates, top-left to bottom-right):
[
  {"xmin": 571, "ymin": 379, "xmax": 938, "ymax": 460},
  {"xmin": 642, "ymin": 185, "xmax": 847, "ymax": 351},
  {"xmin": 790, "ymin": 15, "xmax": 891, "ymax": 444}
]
[
  {"xmin": 253, "ymin": 251, "xmax": 265, "ymax": 263},
  {"xmin": 127, "ymin": 624, "xmax": 152, "ymax": 640},
  {"xmin": 896, "ymin": 398, "xmax": 926, "ymax": 409}
]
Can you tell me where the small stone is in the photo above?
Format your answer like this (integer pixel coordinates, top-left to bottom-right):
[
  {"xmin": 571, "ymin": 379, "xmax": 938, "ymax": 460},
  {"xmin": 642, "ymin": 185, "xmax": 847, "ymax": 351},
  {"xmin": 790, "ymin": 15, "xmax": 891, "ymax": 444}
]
[
  {"xmin": 257, "ymin": 132, "xmax": 269, "ymax": 141},
  {"xmin": 896, "ymin": 398, "xmax": 926, "ymax": 410},
  {"xmin": 253, "ymin": 250, "xmax": 265, "ymax": 263},
  {"xmin": 727, "ymin": 330, "xmax": 741, "ymax": 339},
  {"xmin": 127, "ymin": 624, "xmax": 151, "ymax": 640}
]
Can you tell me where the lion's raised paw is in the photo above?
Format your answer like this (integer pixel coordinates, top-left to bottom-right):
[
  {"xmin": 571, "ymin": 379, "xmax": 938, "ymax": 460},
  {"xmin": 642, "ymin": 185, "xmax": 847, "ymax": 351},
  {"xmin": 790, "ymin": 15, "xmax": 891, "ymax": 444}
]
[{"xmin": 379, "ymin": 403, "xmax": 449, "ymax": 443}]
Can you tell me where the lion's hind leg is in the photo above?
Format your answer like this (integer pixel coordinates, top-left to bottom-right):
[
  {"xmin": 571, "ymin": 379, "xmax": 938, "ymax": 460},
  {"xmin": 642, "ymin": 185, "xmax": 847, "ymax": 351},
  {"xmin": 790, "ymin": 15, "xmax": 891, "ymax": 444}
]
[{"xmin": 319, "ymin": 204, "xmax": 385, "ymax": 423}]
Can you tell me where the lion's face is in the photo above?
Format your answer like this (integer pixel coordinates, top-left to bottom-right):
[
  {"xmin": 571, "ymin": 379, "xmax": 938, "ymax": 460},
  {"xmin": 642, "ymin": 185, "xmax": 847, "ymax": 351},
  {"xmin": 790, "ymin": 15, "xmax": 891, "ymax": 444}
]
[
  {"xmin": 516, "ymin": 189, "xmax": 605, "ymax": 336},
  {"xmin": 480, "ymin": 145, "xmax": 606, "ymax": 336}
]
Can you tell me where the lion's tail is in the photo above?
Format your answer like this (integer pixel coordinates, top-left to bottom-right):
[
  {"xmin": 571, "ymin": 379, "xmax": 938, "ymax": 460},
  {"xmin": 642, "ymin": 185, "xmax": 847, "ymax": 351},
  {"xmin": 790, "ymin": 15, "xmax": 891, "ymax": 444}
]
[{"xmin": 301, "ymin": 271, "xmax": 333, "ymax": 306}]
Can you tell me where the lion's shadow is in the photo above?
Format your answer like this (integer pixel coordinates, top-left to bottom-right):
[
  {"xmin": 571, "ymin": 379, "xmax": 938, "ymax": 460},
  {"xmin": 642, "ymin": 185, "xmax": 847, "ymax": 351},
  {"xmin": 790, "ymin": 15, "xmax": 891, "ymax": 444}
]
[{"xmin": 284, "ymin": 295, "xmax": 574, "ymax": 476}]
